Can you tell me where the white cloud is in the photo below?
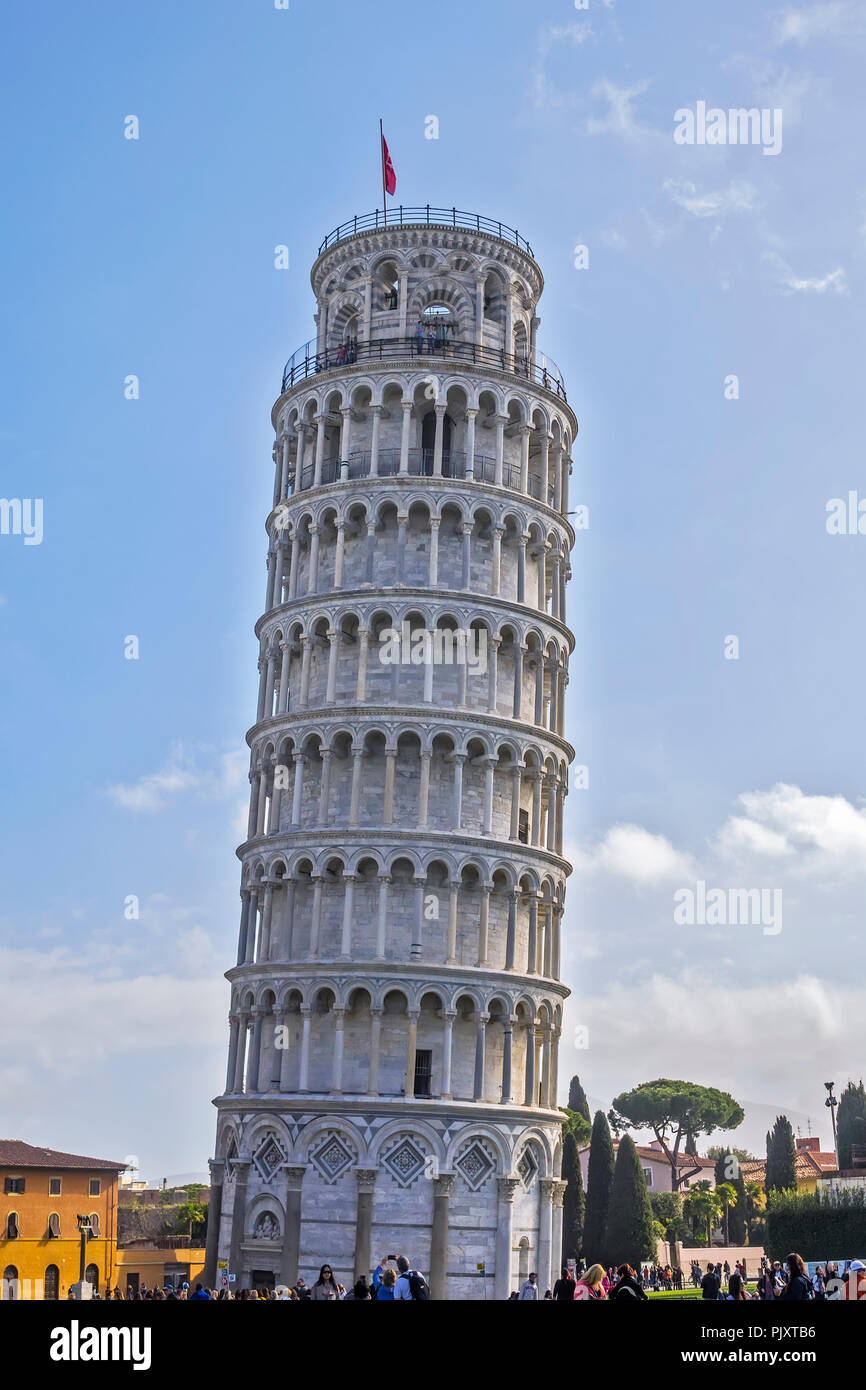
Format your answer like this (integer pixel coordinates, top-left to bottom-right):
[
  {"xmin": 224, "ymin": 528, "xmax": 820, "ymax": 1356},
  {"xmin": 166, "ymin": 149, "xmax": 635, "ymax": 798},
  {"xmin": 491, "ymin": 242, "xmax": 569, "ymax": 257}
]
[
  {"xmin": 572, "ymin": 823, "xmax": 694, "ymax": 884},
  {"xmin": 640, "ymin": 206, "xmax": 679, "ymax": 247},
  {"xmin": 723, "ymin": 783, "xmax": 866, "ymax": 868},
  {"xmin": 663, "ymin": 178, "xmax": 757, "ymax": 219},
  {"xmin": 586, "ymin": 79, "xmax": 661, "ymax": 146},
  {"xmin": 775, "ymin": 1, "xmax": 866, "ymax": 45},
  {"xmin": 531, "ymin": 24, "xmax": 594, "ymax": 110},
  {"xmin": 106, "ymin": 744, "xmax": 247, "ymax": 813},
  {"xmin": 562, "ymin": 970, "xmax": 863, "ymax": 1147},
  {"xmin": 0, "ymin": 942, "xmax": 226, "ymax": 1097},
  {"xmin": 763, "ymin": 250, "xmax": 848, "ymax": 294}
]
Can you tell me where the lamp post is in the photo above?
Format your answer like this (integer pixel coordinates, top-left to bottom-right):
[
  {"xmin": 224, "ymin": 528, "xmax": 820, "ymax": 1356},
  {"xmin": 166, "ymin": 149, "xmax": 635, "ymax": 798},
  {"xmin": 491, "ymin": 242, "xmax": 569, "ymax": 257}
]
[
  {"xmin": 73, "ymin": 1214, "xmax": 93, "ymax": 1300},
  {"xmin": 824, "ymin": 1082, "xmax": 839, "ymax": 1162}
]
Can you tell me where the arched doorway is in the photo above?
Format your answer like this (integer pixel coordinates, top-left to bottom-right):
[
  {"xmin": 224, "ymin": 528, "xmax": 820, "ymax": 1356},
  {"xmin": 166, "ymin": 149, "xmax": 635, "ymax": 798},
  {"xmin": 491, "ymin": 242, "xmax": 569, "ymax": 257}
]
[
  {"xmin": 2, "ymin": 1266, "xmax": 18, "ymax": 1300},
  {"xmin": 44, "ymin": 1264, "xmax": 59, "ymax": 1300},
  {"xmin": 85, "ymin": 1264, "xmax": 99, "ymax": 1294}
]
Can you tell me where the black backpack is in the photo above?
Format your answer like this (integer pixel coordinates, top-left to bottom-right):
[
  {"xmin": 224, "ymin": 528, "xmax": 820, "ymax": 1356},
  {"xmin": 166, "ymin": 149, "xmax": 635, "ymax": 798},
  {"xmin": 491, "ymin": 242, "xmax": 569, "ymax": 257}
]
[{"xmin": 407, "ymin": 1270, "xmax": 430, "ymax": 1301}]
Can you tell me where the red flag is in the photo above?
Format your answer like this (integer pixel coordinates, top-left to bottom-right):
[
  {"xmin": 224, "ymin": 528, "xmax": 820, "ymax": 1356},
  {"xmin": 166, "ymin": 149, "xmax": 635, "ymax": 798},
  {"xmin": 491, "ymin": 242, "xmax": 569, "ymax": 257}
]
[{"xmin": 382, "ymin": 133, "xmax": 397, "ymax": 196}]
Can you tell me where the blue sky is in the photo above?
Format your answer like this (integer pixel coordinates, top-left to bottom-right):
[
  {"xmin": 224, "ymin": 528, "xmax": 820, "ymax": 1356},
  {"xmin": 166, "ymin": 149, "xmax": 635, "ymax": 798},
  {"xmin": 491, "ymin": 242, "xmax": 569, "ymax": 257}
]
[{"xmin": 1, "ymin": 0, "xmax": 864, "ymax": 1177}]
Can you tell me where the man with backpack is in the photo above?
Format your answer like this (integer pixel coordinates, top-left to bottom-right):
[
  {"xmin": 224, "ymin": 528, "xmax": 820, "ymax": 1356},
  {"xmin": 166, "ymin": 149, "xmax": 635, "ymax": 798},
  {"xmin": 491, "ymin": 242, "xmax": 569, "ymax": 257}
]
[{"xmin": 393, "ymin": 1255, "xmax": 430, "ymax": 1300}]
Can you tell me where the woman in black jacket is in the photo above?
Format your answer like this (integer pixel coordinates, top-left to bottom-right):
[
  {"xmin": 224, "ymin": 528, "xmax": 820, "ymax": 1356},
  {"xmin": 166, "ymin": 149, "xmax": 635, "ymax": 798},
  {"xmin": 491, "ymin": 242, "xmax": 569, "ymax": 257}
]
[
  {"xmin": 609, "ymin": 1264, "xmax": 648, "ymax": 1301},
  {"xmin": 780, "ymin": 1253, "xmax": 812, "ymax": 1300}
]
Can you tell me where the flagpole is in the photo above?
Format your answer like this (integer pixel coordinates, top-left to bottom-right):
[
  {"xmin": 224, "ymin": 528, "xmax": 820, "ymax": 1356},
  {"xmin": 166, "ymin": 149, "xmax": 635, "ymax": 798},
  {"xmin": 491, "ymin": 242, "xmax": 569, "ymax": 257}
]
[{"xmin": 380, "ymin": 118, "xmax": 387, "ymax": 227}]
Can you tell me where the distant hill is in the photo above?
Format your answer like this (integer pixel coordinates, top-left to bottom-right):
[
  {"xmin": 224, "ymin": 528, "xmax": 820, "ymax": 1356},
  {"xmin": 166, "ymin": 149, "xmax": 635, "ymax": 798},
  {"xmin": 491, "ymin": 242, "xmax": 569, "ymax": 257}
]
[{"xmin": 144, "ymin": 1172, "xmax": 210, "ymax": 1189}]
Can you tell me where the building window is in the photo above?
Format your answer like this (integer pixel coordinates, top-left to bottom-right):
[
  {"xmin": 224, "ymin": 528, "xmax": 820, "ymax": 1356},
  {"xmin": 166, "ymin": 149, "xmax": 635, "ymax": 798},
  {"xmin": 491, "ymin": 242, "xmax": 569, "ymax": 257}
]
[
  {"xmin": 89, "ymin": 1179, "xmax": 101, "ymax": 1198},
  {"xmin": 44, "ymin": 1264, "xmax": 59, "ymax": 1300},
  {"xmin": 413, "ymin": 1049, "xmax": 433, "ymax": 1098},
  {"xmin": 49, "ymin": 1177, "xmax": 62, "ymax": 1196},
  {"xmin": 89, "ymin": 1212, "xmax": 101, "ymax": 1239},
  {"xmin": 4, "ymin": 1178, "xmax": 24, "ymax": 1195},
  {"xmin": 5, "ymin": 1213, "xmax": 19, "ymax": 1240},
  {"xmin": 518, "ymin": 809, "xmax": 529, "ymax": 844},
  {"xmin": 642, "ymin": 1167, "xmax": 654, "ymax": 1188},
  {"xmin": 48, "ymin": 1212, "xmax": 61, "ymax": 1239}
]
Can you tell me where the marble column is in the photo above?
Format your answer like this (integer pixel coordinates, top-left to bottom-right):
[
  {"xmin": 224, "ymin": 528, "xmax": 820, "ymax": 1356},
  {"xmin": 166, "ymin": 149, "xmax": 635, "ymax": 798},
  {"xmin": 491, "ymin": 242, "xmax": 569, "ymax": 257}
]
[
  {"xmin": 353, "ymin": 1169, "xmax": 378, "ymax": 1284},
  {"xmin": 404, "ymin": 1011, "xmax": 419, "ymax": 1098},
  {"xmin": 227, "ymin": 1161, "xmax": 250, "ymax": 1285},
  {"xmin": 441, "ymin": 1011, "xmax": 455, "ymax": 1098},
  {"xmin": 473, "ymin": 1012, "xmax": 488, "ymax": 1100},
  {"xmin": 430, "ymin": 1175, "xmax": 454, "ymax": 1301},
  {"xmin": 538, "ymin": 1179, "xmax": 556, "ymax": 1294},
  {"xmin": 494, "ymin": 1178, "xmax": 518, "ymax": 1300},
  {"xmin": 279, "ymin": 1167, "xmax": 306, "ymax": 1289},
  {"xmin": 202, "ymin": 1160, "xmax": 224, "ymax": 1288}
]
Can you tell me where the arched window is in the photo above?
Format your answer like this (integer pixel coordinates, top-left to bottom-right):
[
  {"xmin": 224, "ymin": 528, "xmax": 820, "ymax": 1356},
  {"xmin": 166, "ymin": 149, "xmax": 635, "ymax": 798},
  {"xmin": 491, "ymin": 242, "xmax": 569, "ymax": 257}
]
[
  {"xmin": 2, "ymin": 1266, "xmax": 18, "ymax": 1301},
  {"xmin": 89, "ymin": 1212, "xmax": 101, "ymax": 1239},
  {"xmin": 378, "ymin": 261, "xmax": 399, "ymax": 311},
  {"xmin": 85, "ymin": 1264, "xmax": 99, "ymax": 1292},
  {"xmin": 418, "ymin": 304, "xmax": 455, "ymax": 352},
  {"xmin": 4, "ymin": 1213, "xmax": 18, "ymax": 1240},
  {"xmin": 44, "ymin": 1264, "xmax": 59, "ymax": 1300},
  {"xmin": 48, "ymin": 1212, "xmax": 60, "ymax": 1239}
]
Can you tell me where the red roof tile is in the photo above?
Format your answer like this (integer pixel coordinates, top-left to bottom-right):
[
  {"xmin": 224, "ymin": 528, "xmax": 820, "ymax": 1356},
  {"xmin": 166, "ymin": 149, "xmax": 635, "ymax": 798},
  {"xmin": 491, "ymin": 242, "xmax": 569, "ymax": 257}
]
[{"xmin": 0, "ymin": 1140, "xmax": 126, "ymax": 1171}]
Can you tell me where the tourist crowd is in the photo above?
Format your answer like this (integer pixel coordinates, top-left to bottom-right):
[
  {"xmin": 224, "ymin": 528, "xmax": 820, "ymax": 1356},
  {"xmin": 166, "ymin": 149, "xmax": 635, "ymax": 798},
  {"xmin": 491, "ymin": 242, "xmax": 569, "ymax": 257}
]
[{"xmin": 84, "ymin": 1251, "xmax": 865, "ymax": 1302}]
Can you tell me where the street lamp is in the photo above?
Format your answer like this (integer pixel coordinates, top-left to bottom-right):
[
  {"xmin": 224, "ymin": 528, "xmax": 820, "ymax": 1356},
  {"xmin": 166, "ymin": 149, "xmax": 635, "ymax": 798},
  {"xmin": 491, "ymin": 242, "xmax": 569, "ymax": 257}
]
[
  {"xmin": 824, "ymin": 1082, "xmax": 839, "ymax": 1160},
  {"xmin": 74, "ymin": 1214, "xmax": 93, "ymax": 1299}
]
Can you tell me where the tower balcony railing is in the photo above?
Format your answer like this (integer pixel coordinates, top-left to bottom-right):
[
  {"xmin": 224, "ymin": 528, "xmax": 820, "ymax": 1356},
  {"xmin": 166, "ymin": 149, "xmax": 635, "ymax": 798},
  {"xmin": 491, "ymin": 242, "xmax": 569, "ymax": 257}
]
[
  {"xmin": 317, "ymin": 205, "xmax": 535, "ymax": 257},
  {"xmin": 280, "ymin": 334, "xmax": 567, "ymax": 401},
  {"xmin": 291, "ymin": 448, "xmax": 548, "ymax": 500}
]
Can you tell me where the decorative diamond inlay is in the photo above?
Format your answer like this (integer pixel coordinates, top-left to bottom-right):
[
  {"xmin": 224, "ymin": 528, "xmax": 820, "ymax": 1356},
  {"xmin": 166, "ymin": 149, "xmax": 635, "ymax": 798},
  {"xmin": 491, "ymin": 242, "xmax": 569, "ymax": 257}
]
[
  {"xmin": 254, "ymin": 1135, "xmax": 285, "ymax": 1181},
  {"xmin": 310, "ymin": 1133, "xmax": 355, "ymax": 1184},
  {"xmin": 517, "ymin": 1145, "xmax": 539, "ymax": 1189},
  {"xmin": 455, "ymin": 1141, "xmax": 495, "ymax": 1192},
  {"xmin": 381, "ymin": 1137, "xmax": 427, "ymax": 1189}
]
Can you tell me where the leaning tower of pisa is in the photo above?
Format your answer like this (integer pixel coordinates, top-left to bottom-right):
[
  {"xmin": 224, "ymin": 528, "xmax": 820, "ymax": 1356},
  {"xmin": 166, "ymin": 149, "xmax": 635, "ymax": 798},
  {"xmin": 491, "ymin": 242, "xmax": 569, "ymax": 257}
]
[{"xmin": 204, "ymin": 206, "xmax": 577, "ymax": 1301}]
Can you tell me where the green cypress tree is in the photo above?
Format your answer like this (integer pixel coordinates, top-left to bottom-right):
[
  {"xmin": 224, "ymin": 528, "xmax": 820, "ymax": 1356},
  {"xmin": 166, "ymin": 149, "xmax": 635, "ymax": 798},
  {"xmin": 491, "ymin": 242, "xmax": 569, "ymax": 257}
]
[
  {"xmin": 766, "ymin": 1115, "xmax": 797, "ymax": 1194},
  {"xmin": 561, "ymin": 1129, "xmax": 585, "ymax": 1262},
  {"xmin": 605, "ymin": 1134, "xmax": 655, "ymax": 1269},
  {"xmin": 583, "ymin": 1110, "xmax": 615, "ymax": 1264},
  {"xmin": 837, "ymin": 1081, "xmax": 866, "ymax": 1169},
  {"xmin": 567, "ymin": 1075, "xmax": 591, "ymax": 1123},
  {"xmin": 714, "ymin": 1151, "xmax": 747, "ymax": 1245}
]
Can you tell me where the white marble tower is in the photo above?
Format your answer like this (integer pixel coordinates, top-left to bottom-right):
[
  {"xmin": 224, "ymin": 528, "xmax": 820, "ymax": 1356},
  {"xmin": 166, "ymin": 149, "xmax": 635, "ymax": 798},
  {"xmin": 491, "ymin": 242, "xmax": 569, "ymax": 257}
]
[{"xmin": 205, "ymin": 207, "xmax": 577, "ymax": 1299}]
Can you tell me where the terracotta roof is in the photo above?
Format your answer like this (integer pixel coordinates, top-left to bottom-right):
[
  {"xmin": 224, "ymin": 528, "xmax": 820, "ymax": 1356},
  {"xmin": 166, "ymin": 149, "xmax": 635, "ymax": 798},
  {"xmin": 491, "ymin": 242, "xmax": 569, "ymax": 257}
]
[
  {"xmin": 0, "ymin": 1141, "xmax": 126, "ymax": 1172},
  {"xmin": 740, "ymin": 1153, "xmax": 839, "ymax": 1183},
  {"xmin": 631, "ymin": 1143, "xmax": 715, "ymax": 1169},
  {"xmin": 579, "ymin": 1140, "xmax": 715, "ymax": 1169}
]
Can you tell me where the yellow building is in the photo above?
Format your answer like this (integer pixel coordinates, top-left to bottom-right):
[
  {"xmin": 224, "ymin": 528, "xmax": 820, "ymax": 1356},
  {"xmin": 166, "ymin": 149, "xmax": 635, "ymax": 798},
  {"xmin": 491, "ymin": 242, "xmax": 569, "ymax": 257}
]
[
  {"xmin": 0, "ymin": 1140, "xmax": 125, "ymax": 1299},
  {"xmin": 115, "ymin": 1246, "xmax": 206, "ymax": 1297}
]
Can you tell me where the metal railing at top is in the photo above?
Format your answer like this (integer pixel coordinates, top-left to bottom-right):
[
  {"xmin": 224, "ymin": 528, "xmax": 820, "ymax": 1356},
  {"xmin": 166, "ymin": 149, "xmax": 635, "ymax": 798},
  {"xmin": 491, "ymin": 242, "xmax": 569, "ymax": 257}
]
[
  {"xmin": 280, "ymin": 334, "xmax": 567, "ymax": 400},
  {"xmin": 317, "ymin": 206, "xmax": 535, "ymax": 258}
]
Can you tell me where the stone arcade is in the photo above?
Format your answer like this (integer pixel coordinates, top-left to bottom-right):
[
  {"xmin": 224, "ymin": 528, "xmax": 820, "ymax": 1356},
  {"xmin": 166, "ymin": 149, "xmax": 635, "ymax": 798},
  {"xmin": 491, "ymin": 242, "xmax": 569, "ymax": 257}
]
[{"xmin": 205, "ymin": 207, "xmax": 578, "ymax": 1299}]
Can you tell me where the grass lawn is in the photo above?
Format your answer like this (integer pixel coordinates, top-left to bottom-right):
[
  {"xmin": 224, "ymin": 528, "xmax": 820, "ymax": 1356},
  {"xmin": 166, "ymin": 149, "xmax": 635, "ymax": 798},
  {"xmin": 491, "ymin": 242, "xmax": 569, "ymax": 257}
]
[{"xmin": 647, "ymin": 1284, "xmax": 760, "ymax": 1300}]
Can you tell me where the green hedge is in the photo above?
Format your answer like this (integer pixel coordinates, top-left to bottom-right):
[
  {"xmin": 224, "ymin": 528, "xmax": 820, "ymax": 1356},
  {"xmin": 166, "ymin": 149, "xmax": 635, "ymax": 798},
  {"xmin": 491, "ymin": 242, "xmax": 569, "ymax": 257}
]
[{"xmin": 766, "ymin": 1187, "xmax": 866, "ymax": 1260}]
